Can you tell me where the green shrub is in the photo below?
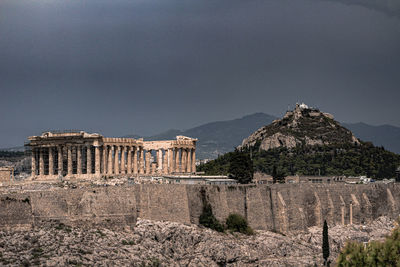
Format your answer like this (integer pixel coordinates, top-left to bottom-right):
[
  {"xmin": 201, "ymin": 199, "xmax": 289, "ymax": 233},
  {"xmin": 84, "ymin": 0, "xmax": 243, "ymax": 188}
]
[
  {"xmin": 225, "ymin": 213, "xmax": 254, "ymax": 235},
  {"xmin": 336, "ymin": 218, "xmax": 400, "ymax": 266},
  {"xmin": 199, "ymin": 203, "xmax": 224, "ymax": 232}
]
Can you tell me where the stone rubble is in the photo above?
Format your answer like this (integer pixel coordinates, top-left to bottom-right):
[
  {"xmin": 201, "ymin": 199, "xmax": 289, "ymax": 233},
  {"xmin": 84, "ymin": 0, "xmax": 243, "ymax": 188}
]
[{"xmin": 0, "ymin": 216, "xmax": 395, "ymax": 266}]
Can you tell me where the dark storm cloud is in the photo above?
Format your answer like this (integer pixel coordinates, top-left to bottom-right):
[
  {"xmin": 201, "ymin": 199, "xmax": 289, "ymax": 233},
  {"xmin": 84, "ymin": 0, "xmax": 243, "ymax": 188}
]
[
  {"xmin": 323, "ymin": 0, "xmax": 400, "ymax": 17},
  {"xmin": 0, "ymin": 0, "xmax": 399, "ymax": 147}
]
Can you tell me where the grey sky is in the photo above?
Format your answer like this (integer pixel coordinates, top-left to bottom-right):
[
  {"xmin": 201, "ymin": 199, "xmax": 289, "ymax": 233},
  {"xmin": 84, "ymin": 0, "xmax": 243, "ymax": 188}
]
[{"xmin": 0, "ymin": 0, "xmax": 399, "ymax": 148}]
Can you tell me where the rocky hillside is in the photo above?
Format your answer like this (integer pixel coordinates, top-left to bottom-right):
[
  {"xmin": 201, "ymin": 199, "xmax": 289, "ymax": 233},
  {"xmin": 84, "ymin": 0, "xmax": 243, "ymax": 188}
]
[
  {"xmin": 240, "ymin": 103, "xmax": 359, "ymax": 151},
  {"xmin": 0, "ymin": 217, "xmax": 394, "ymax": 266}
]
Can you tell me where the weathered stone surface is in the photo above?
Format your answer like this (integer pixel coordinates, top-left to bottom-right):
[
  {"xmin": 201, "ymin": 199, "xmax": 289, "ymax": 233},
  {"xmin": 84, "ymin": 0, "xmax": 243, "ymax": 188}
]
[
  {"xmin": 0, "ymin": 217, "xmax": 394, "ymax": 266},
  {"xmin": 0, "ymin": 183, "xmax": 399, "ymax": 232},
  {"xmin": 27, "ymin": 131, "xmax": 198, "ymax": 180}
]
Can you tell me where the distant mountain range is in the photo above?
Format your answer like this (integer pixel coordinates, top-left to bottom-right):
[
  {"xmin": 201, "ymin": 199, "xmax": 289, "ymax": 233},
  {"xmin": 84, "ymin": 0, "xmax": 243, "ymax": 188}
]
[
  {"xmin": 123, "ymin": 113, "xmax": 400, "ymax": 159},
  {"xmin": 124, "ymin": 113, "xmax": 277, "ymax": 159},
  {"xmin": 2, "ymin": 113, "xmax": 400, "ymax": 159}
]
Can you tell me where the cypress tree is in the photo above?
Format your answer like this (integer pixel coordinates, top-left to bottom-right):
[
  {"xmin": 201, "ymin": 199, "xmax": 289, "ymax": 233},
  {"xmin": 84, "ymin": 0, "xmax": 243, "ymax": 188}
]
[{"xmin": 322, "ymin": 220, "xmax": 330, "ymax": 266}]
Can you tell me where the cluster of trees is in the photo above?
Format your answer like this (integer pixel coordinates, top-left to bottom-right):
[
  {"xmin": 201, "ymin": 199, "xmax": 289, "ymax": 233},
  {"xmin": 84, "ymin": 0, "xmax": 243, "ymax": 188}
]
[
  {"xmin": 198, "ymin": 142, "xmax": 400, "ymax": 180},
  {"xmin": 199, "ymin": 202, "xmax": 254, "ymax": 235},
  {"xmin": 0, "ymin": 151, "xmax": 25, "ymax": 159},
  {"xmin": 198, "ymin": 149, "xmax": 254, "ymax": 184}
]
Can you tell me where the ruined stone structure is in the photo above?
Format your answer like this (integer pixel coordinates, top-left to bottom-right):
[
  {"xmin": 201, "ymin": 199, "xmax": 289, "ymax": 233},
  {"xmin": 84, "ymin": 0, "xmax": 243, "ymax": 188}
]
[
  {"xmin": 1, "ymin": 183, "xmax": 400, "ymax": 231},
  {"xmin": 0, "ymin": 167, "xmax": 14, "ymax": 183},
  {"xmin": 27, "ymin": 131, "xmax": 197, "ymax": 179}
]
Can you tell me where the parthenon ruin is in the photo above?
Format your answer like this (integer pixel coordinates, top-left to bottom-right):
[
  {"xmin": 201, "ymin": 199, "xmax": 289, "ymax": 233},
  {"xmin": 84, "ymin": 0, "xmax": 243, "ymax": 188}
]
[{"xmin": 27, "ymin": 131, "xmax": 197, "ymax": 180}]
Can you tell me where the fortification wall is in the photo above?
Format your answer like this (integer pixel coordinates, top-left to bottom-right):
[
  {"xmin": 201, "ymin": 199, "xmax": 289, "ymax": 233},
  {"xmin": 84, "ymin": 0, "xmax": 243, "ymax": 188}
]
[
  {"xmin": 0, "ymin": 183, "xmax": 399, "ymax": 231},
  {"xmin": 0, "ymin": 187, "xmax": 137, "ymax": 230},
  {"xmin": 138, "ymin": 183, "xmax": 400, "ymax": 232}
]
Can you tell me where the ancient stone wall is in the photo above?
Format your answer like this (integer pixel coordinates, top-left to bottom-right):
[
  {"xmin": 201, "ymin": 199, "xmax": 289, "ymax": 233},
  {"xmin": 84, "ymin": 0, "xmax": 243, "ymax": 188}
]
[
  {"xmin": 0, "ymin": 184, "xmax": 399, "ymax": 231},
  {"xmin": 0, "ymin": 187, "xmax": 137, "ymax": 230}
]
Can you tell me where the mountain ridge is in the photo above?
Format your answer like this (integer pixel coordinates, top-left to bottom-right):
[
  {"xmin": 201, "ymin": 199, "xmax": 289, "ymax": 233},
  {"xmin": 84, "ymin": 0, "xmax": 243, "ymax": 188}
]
[{"xmin": 120, "ymin": 112, "xmax": 400, "ymax": 159}]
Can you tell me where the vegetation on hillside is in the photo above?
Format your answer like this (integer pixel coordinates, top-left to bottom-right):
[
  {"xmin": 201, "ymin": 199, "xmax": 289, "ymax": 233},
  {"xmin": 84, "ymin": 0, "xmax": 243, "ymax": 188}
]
[
  {"xmin": 198, "ymin": 142, "xmax": 400, "ymax": 179},
  {"xmin": 336, "ymin": 218, "xmax": 400, "ymax": 266},
  {"xmin": 0, "ymin": 151, "xmax": 25, "ymax": 159}
]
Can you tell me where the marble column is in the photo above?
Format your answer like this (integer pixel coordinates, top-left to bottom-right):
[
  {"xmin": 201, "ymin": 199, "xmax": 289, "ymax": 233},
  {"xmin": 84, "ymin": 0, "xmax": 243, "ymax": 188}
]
[
  {"xmin": 134, "ymin": 147, "xmax": 139, "ymax": 174},
  {"xmin": 87, "ymin": 146, "xmax": 92, "ymax": 175},
  {"xmin": 175, "ymin": 148, "xmax": 180, "ymax": 173},
  {"xmin": 48, "ymin": 147, "xmax": 54, "ymax": 176},
  {"xmin": 39, "ymin": 148, "xmax": 44, "ymax": 176},
  {"xmin": 168, "ymin": 148, "xmax": 173, "ymax": 174},
  {"xmin": 77, "ymin": 146, "xmax": 82, "ymax": 175},
  {"xmin": 191, "ymin": 148, "xmax": 196, "ymax": 174},
  {"xmin": 31, "ymin": 148, "xmax": 36, "ymax": 176},
  {"xmin": 115, "ymin": 146, "xmax": 120, "ymax": 174},
  {"xmin": 163, "ymin": 150, "xmax": 168, "ymax": 174},
  {"xmin": 145, "ymin": 150, "xmax": 151, "ymax": 174},
  {"xmin": 181, "ymin": 149, "xmax": 187, "ymax": 173},
  {"xmin": 108, "ymin": 146, "xmax": 113, "ymax": 175},
  {"xmin": 67, "ymin": 146, "xmax": 72, "ymax": 176},
  {"xmin": 186, "ymin": 148, "xmax": 191, "ymax": 173},
  {"xmin": 120, "ymin": 146, "xmax": 126, "ymax": 174},
  {"xmin": 95, "ymin": 146, "xmax": 101, "ymax": 175},
  {"xmin": 58, "ymin": 146, "xmax": 63, "ymax": 176},
  {"xmin": 102, "ymin": 146, "xmax": 107, "ymax": 174},
  {"xmin": 127, "ymin": 146, "xmax": 132, "ymax": 174},
  {"xmin": 157, "ymin": 149, "xmax": 163, "ymax": 172},
  {"xmin": 139, "ymin": 147, "xmax": 144, "ymax": 174}
]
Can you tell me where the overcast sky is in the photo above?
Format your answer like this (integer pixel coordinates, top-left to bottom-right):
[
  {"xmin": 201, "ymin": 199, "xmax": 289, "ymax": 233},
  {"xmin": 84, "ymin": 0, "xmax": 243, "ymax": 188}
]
[{"xmin": 0, "ymin": 0, "xmax": 399, "ymax": 148}]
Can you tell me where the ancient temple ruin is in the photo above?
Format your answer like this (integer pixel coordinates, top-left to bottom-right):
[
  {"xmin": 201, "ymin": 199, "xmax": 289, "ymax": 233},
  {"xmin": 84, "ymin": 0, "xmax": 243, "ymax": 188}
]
[{"xmin": 27, "ymin": 131, "xmax": 197, "ymax": 180}]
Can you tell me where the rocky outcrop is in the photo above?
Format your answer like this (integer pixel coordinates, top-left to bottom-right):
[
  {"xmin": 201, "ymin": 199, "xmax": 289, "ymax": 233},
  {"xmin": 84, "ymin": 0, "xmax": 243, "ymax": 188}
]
[
  {"xmin": 0, "ymin": 217, "xmax": 394, "ymax": 266},
  {"xmin": 240, "ymin": 103, "xmax": 360, "ymax": 151}
]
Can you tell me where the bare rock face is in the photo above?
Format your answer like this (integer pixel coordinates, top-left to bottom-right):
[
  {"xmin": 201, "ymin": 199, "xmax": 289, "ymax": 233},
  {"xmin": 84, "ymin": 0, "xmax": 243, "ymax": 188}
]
[
  {"xmin": 0, "ymin": 217, "xmax": 394, "ymax": 266},
  {"xmin": 240, "ymin": 103, "xmax": 360, "ymax": 151}
]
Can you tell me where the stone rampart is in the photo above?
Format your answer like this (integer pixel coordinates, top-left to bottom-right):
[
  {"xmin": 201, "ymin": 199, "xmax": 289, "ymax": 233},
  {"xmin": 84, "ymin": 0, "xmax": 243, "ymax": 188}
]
[
  {"xmin": 1, "ymin": 184, "xmax": 399, "ymax": 231},
  {"xmin": 0, "ymin": 187, "xmax": 137, "ymax": 230}
]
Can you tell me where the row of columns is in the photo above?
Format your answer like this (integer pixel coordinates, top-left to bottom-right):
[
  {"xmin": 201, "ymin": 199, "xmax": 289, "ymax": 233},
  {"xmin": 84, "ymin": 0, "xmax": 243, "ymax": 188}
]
[{"xmin": 31, "ymin": 145, "xmax": 196, "ymax": 178}]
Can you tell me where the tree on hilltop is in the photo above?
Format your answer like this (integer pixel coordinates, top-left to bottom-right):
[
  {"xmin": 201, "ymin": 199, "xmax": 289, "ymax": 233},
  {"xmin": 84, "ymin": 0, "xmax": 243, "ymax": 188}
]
[{"xmin": 228, "ymin": 149, "xmax": 253, "ymax": 184}]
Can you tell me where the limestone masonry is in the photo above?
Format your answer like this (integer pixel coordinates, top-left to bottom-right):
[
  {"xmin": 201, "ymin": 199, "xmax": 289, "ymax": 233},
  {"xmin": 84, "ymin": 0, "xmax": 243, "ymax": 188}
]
[
  {"xmin": 27, "ymin": 131, "xmax": 197, "ymax": 180},
  {"xmin": 1, "ymin": 183, "xmax": 399, "ymax": 233}
]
